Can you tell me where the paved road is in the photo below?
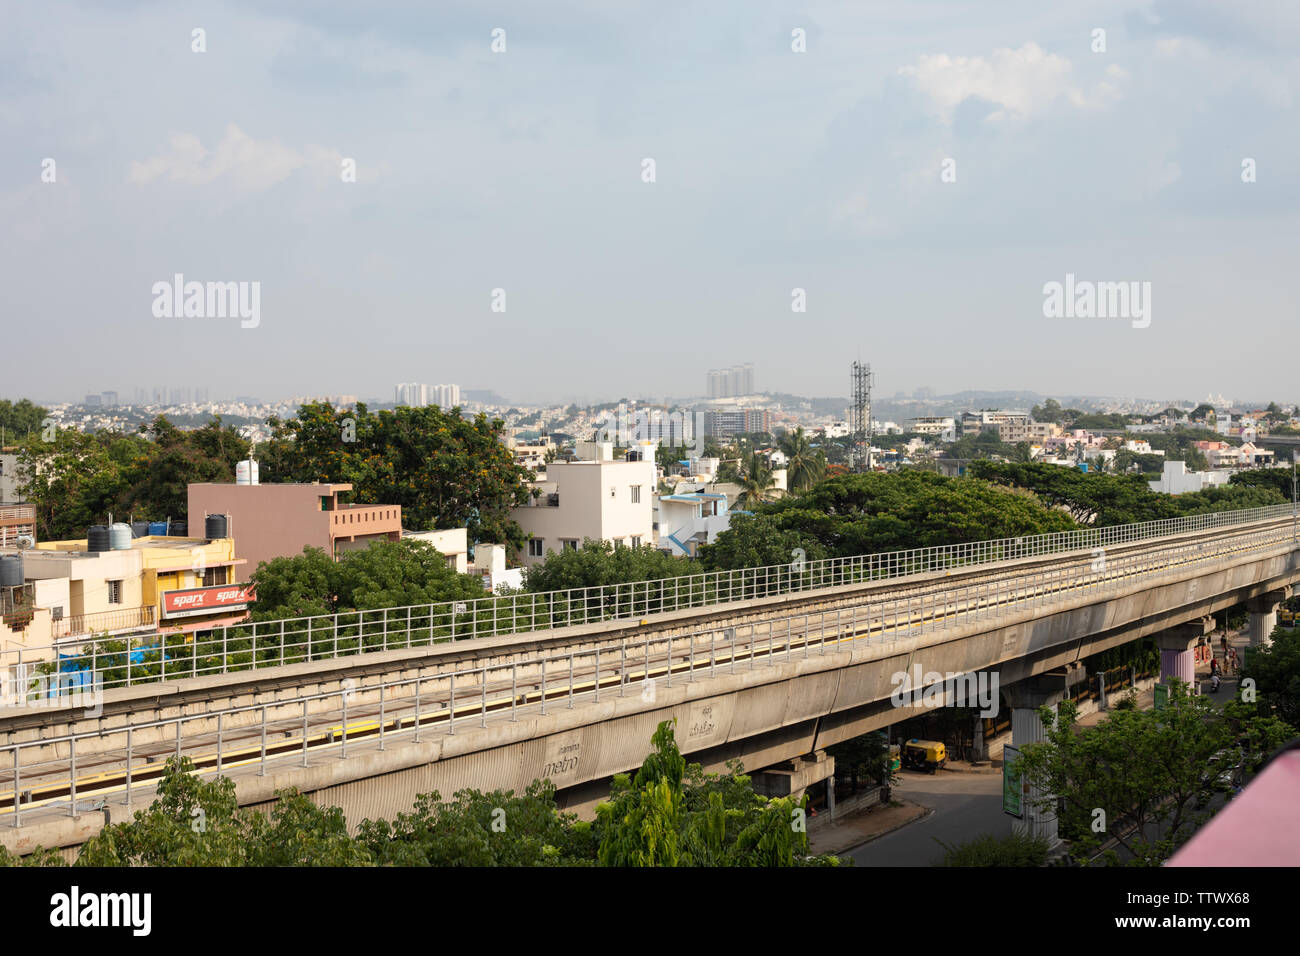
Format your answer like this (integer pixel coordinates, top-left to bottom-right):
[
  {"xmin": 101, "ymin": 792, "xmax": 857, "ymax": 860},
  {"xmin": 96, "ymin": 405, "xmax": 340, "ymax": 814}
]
[{"xmin": 846, "ymin": 769, "xmax": 1009, "ymax": 867}]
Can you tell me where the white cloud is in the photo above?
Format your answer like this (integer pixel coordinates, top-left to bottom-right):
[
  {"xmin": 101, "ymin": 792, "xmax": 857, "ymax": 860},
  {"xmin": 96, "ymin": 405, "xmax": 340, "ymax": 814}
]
[
  {"xmin": 128, "ymin": 123, "xmax": 344, "ymax": 191},
  {"xmin": 899, "ymin": 42, "xmax": 1124, "ymax": 124}
]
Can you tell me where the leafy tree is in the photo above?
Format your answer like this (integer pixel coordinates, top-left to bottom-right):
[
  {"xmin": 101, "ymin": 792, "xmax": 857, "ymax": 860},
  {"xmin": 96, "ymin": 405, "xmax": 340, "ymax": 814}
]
[
  {"xmin": 1030, "ymin": 398, "xmax": 1065, "ymax": 424},
  {"xmin": 1166, "ymin": 483, "xmax": 1285, "ymax": 515},
  {"xmin": 706, "ymin": 471, "xmax": 1076, "ymax": 568},
  {"xmin": 735, "ymin": 452, "xmax": 777, "ymax": 511},
  {"xmin": 358, "ymin": 780, "xmax": 587, "ymax": 866},
  {"xmin": 778, "ymin": 426, "xmax": 826, "ymax": 492},
  {"xmin": 75, "ymin": 756, "xmax": 373, "ymax": 866},
  {"xmin": 1229, "ymin": 467, "xmax": 1297, "ymax": 498},
  {"xmin": 0, "ymin": 398, "xmax": 48, "ymax": 438},
  {"xmin": 120, "ymin": 416, "xmax": 250, "ymax": 521},
  {"xmin": 595, "ymin": 720, "xmax": 839, "ymax": 867},
  {"xmin": 249, "ymin": 539, "xmax": 486, "ymax": 620},
  {"xmin": 969, "ymin": 461, "xmax": 1159, "ymax": 525},
  {"xmin": 1014, "ymin": 684, "xmax": 1293, "ymax": 865},
  {"xmin": 7, "ymin": 726, "xmax": 843, "ymax": 868},
  {"xmin": 1239, "ymin": 625, "xmax": 1300, "ymax": 728},
  {"xmin": 15, "ymin": 429, "xmax": 126, "ymax": 539},
  {"xmin": 698, "ymin": 513, "xmax": 829, "ymax": 572},
  {"xmin": 522, "ymin": 538, "xmax": 688, "ymax": 593},
  {"xmin": 260, "ymin": 402, "xmax": 532, "ymax": 548},
  {"xmin": 15, "ymin": 415, "xmax": 248, "ymax": 538}
]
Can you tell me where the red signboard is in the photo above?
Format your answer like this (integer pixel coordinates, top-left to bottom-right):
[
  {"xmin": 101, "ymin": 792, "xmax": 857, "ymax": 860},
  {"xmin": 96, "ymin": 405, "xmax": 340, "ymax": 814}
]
[{"xmin": 161, "ymin": 583, "xmax": 256, "ymax": 619}]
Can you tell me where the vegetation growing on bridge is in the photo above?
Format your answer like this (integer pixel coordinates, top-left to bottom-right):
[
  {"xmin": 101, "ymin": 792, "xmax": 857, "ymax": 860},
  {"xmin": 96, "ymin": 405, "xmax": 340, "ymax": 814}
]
[{"xmin": 0, "ymin": 721, "xmax": 844, "ymax": 868}]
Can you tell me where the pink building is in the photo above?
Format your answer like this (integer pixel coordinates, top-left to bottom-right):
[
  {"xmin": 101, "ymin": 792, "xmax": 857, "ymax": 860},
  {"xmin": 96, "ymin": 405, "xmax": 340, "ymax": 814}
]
[{"xmin": 188, "ymin": 482, "xmax": 401, "ymax": 577}]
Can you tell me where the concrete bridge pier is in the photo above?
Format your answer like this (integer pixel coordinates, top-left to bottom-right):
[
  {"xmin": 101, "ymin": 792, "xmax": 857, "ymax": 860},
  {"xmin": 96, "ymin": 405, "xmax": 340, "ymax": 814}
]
[
  {"xmin": 1246, "ymin": 588, "xmax": 1292, "ymax": 648},
  {"xmin": 1005, "ymin": 662, "xmax": 1083, "ymax": 847},
  {"xmin": 1156, "ymin": 616, "xmax": 1213, "ymax": 694}
]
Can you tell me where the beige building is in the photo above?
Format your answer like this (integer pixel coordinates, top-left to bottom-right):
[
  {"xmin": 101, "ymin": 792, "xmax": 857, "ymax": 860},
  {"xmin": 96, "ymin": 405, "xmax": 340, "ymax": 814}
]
[
  {"xmin": 402, "ymin": 528, "xmax": 469, "ymax": 572},
  {"xmin": 512, "ymin": 458, "xmax": 656, "ymax": 567}
]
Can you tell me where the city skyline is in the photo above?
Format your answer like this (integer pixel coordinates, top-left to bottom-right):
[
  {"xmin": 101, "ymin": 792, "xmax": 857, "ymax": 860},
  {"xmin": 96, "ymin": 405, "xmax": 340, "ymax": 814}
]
[{"xmin": 3, "ymin": 2, "xmax": 1297, "ymax": 404}]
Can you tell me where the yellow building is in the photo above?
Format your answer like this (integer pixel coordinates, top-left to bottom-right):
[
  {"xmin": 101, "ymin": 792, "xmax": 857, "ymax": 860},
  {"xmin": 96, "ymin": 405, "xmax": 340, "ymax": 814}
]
[{"xmin": 30, "ymin": 535, "xmax": 249, "ymax": 638}]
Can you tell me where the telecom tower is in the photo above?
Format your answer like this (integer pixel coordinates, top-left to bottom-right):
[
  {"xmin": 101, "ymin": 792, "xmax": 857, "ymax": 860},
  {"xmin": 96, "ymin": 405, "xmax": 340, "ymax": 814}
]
[{"xmin": 850, "ymin": 361, "xmax": 873, "ymax": 472}]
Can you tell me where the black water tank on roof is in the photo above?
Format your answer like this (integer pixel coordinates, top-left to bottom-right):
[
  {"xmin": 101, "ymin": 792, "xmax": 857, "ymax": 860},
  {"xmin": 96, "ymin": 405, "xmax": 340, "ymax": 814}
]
[
  {"xmin": 87, "ymin": 525, "xmax": 110, "ymax": 552},
  {"xmin": 0, "ymin": 555, "xmax": 23, "ymax": 588},
  {"xmin": 169, "ymin": 520, "xmax": 188, "ymax": 537},
  {"xmin": 131, "ymin": 521, "xmax": 151, "ymax": 538},
  {"xmin": 205, "ymin": 514, "xmax": 228, "ymax": 539}
]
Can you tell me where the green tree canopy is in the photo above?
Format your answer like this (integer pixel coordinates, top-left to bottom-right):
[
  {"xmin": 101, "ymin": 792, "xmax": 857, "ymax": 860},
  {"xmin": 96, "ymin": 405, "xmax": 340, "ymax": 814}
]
[
  {"xmin": 249, "ymin": 538, "xmax": 487, "ymax": 619},
  {"xmin": 259, "ymin": 402, "xmax": 532, "ymax": 548},
  {"xmin": 0, "ymin": 398, "xmax": 48, "ymax": 439},
  {"xmin": 703, "ymin": 471, "xmax": 1077, "ymax": 569},
  {"xmin": 522, "ymin": 538, "xmax": 687, "ymax": 593},
  {"xmin": 15, "ymin": 415, "xmax": 248, "ymax": 539},
  {"xmin": 778, "ymin": 426, "xmax": 827, "ymax": 493},
  {"xmin": 1014, "ymin": 686, "xmax": 1293, "ymax": 865}
]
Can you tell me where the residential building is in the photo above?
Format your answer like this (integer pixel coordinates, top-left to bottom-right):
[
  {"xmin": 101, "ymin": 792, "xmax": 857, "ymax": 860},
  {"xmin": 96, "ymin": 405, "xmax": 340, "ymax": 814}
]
[
  {"xmin": 822, "ymin": 421, "xmax": 852, "ymax": 439},
  {"xmin": 960, "ymin": 410, "xmax": 1031, "ymax": 438},
  {"xmin": 2, "ymin": 530, "xmax": 250, "ymax": 693},
  {"xmin": 707, "ymin": 364, "xmax": 755, "ymax": 399},
  {"xmin": 30, "ymin": 533, "xmax": 248, "ymax": 637},
  {"xmin": 470, "ymin": 544, "xmax": 524, "ymax": 593},
  {"xmin": 511, "ymin": 457, "xmax": 656, "ymax": 567},
  {"xmin": 511, "ymin": 437, "xmax": 554, "ymax": 475},
  {"xmin": 0, "ymin": 503, "xmax": 35, "ymax": 549},
  {"xmin": 402, "ymin": 528, "xmax": 469, "ymax": 572},
  {"xmin": 703, "ymin": 407, "xmax": 771, "ymax": 438},
  {"xmin": 188, "ymin": 480, "xmax": 402, "ymax": 575},
  {"xmin": 1149, "ymin": 460, "xmax": 1230, "ymax": 495},
  {"xmin": 907, "ymin": 417, "xmax": 956, "ymax": 441},
  {"xmin": 394, "ymin": 383, "xmax": 461, "ymax": 408},
  {"xmin": 656, "ymin": 492, "xmax": 731, "ymax": 558}
]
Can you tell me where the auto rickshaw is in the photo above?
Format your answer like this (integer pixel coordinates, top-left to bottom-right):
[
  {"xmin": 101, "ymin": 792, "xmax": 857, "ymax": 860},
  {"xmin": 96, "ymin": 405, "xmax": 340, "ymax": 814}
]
[{"xmin": 902, "ymin": 738, "xmax": 947, "ymax": 774}]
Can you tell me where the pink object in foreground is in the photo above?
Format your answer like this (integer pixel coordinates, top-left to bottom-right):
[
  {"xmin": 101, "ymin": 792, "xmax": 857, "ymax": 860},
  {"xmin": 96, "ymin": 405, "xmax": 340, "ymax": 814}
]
[{"xmin": 1168, "ymin": 749, "xmax": 1300, "ymax": 866}]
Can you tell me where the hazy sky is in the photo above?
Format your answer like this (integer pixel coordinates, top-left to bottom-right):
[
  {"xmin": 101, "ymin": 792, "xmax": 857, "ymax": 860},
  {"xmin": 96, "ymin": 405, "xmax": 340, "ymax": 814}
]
[{"xmin": 2, "ymin": 1, "xmax": 1297, "ymax": 406}]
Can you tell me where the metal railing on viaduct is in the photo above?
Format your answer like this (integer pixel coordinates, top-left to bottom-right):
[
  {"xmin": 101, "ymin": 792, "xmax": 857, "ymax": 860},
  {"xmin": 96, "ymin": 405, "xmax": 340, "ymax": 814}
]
[{"xmin": 2, "ymin": 503, "xmax": 1295, "ymax": 700}]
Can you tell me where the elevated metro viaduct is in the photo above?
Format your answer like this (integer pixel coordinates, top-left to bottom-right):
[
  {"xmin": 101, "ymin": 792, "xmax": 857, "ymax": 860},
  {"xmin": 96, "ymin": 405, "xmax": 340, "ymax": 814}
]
[{"xmin": 2, "ymin": 517, "xmax": 1297, "ymax": 857}]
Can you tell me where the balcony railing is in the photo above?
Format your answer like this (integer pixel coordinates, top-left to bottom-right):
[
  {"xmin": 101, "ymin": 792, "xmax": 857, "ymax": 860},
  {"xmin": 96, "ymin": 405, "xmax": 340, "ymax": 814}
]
[{"xmin": 51, "ymin": 605, "xmax": 156, "ymax": 640}]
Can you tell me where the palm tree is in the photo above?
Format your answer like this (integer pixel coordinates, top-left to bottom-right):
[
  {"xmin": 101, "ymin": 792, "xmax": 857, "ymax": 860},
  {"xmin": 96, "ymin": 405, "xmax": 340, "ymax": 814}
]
[
  {"xmin": 735, "ymin": 453, "xmax": 777, "ymax": 511},
  {"xmin": 778, "ymin": 427, "xmax": 826, "ymax": 492}
]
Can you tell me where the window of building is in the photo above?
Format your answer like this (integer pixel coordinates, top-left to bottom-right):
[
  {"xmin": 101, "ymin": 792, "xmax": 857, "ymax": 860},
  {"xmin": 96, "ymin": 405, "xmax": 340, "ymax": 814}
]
[
  {"xmin": 528, "ymin": 539, "xmax": 544, "ymax": 558},
  {"xmin": 631, "ymin": 485, "xmax": 641, "ymax": 503},
  {"xmin": 107, "ymin": 580, "xmax": 122, "ymax": 604},
  {"xmin": 561, "ymin": 539, "xmax": 578, "ymax": 551},
  {"xmin": 631, "ymin": 536, "xmax": 642, "ymax": 548},
  {"xmin": 203, "ymin": 567, "xmax": 223, "ymax": 587}
]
